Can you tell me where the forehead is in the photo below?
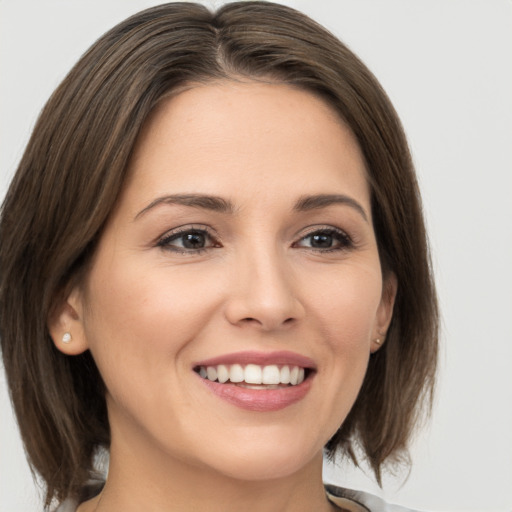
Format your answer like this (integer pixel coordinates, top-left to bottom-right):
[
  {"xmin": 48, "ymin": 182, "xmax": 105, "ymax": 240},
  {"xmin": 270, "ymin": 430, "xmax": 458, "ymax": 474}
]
[{"xmin": 124, "ymin": 81, "xmax": 369, "ymax": 210}]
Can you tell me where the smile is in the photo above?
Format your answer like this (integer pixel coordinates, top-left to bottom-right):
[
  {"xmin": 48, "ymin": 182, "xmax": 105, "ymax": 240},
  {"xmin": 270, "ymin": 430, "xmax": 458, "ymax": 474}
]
[
  {"xmin": 193, "ymin": 351, "xmax": 316, "ymax": 411},
  {"xmin": 195, "ymin": 364, "xmax": 306, "ymax": 387}
]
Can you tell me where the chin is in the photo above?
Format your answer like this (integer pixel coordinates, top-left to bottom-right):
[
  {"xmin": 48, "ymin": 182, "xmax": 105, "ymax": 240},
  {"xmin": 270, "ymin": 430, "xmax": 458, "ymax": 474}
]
[{"xmin": 196, "ymin": 432, "xmax": 322, "ymax": 482}]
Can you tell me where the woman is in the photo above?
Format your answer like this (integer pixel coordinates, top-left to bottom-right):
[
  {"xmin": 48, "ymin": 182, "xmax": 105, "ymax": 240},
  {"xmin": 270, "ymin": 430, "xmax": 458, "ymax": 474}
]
[{"xmin": 0, "ymin": 2, "xmax": 438, "ymax": 511}]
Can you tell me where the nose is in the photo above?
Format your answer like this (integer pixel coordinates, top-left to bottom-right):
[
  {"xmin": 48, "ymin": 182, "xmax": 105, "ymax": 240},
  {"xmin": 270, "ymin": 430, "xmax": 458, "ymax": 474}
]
[{"xmin": 223, "ymin": 246, "xmax": 305, "ymax": 331}]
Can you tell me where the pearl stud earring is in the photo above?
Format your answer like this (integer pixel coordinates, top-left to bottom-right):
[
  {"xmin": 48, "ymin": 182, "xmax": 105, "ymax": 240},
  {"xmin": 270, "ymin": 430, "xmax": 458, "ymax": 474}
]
[{"xmin": 62, "ymin": 332, "xmax": 72, "ymax": 344}]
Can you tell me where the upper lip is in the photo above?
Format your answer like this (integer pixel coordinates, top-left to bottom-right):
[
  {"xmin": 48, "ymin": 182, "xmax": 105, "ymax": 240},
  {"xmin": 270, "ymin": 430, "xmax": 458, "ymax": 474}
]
[{"xmin": 194, "ymin": 350, "xmax": 316, "ymax": 369}]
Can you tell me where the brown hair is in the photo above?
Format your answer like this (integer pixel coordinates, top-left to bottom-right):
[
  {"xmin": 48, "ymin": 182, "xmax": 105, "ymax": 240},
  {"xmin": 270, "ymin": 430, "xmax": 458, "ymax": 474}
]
[{"xmin": 0, "ymin": 1, "xmax": 438, "ymax": 507}]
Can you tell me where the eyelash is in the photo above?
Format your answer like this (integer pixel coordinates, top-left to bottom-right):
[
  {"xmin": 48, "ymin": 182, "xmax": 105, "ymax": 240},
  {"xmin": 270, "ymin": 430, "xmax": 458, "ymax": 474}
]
[
  {"xmin": 156, "ymin": 226, "xmax": 354, "ymax": 254},
  {"xmin": 292, "ymin": 226, "xmax": 354, "ymax": 253},
  {"xmin": 157, "ymin": 226, "xmax": 219, "ymax": 255}
]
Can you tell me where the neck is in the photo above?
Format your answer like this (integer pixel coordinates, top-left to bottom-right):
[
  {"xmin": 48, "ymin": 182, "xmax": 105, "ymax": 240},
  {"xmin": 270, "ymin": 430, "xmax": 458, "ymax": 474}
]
[{"xmin": 82, "ymin": 438, "xmax": 335, "ymax": 512}]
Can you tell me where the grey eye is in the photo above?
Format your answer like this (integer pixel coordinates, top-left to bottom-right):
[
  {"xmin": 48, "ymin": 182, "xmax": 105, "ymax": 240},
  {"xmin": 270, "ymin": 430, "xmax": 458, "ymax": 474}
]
[
  {"xmin": 158, "ymin": 228, "xmax": 217, "ymax": 252},
  {"xmin": 180, "ymin": 232, "xmax": 207, "ymax": 249},
  {"xmin": 309, "ymin": 233, "xmax": 334, "ymax": 248},
  {"xmin": 295, "ymin": 228, "xmax": 352, "ymax": 251}
]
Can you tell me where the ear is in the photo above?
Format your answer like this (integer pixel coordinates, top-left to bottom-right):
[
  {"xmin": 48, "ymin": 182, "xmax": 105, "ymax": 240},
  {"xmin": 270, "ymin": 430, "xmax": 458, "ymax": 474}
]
[
  {"xmin": 371, "ymin": 272, "xmax": 398, "ymax": 353},
  {"xmin": 48, "ymin": 286, "xmax": 89, "ymax": 355}
]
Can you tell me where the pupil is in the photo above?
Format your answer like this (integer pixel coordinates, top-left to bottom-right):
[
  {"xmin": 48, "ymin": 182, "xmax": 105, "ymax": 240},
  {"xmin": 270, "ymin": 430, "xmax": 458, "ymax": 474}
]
[
  {"xmin": 183, "ymin": 232, "xmax": 205, "ymax": 249},
  {"xmin": 312, "ymin": 233, "xmax": 332, "ymax": 248}
]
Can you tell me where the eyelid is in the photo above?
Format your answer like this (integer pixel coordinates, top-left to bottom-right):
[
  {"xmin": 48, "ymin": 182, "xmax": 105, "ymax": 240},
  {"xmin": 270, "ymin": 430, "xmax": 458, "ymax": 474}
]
[
  {"xmin": 292, "ymin": 225, "xmax": 354, "ymax": 251},
  {"xmin": 296, "ymin": 225, "xmax": 351, "ymax": 240},
  {"xmin": 156, "ymin": 224, "xmax": 221, "ymax": 252}
]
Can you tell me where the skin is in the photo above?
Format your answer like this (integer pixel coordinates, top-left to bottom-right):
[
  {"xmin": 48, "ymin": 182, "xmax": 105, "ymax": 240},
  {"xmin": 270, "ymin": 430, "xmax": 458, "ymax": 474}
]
[{"xmin": 51, "ymin": 81, "xmax": 396, "ymax": 512}]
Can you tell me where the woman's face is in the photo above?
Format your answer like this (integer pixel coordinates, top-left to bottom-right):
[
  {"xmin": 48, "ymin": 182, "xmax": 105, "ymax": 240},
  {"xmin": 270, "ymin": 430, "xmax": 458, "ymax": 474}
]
[{"xmin": 62, "ymin": 82, "xmax": 395, "ymax": 481}]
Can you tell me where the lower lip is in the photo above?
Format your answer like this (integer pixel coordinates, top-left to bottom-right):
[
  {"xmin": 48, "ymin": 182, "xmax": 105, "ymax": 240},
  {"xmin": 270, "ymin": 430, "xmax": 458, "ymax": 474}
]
[{"xmin": 198, "ymin": 374, "xmax": 314, "ymax": 412}]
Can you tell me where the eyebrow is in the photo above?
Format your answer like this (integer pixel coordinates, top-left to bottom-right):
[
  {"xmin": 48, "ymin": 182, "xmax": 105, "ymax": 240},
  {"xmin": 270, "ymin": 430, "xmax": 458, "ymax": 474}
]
[
  {"xmin": 134, "ymin": 194, "xmax": 235, "ymax": 220},
  {"xmin": 134, "ymin": 192, "xmax": 368, "ymax": 222},
  {"xmin": 294, "ymin": 194, "xmax": 368, "ymax": 222}
]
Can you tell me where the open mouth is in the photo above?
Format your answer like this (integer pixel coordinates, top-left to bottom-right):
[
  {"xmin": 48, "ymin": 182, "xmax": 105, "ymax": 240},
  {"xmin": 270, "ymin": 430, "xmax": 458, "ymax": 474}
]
[{"xmin": 194, "ymin": 364, "xmax": 311, "ymax": 389}]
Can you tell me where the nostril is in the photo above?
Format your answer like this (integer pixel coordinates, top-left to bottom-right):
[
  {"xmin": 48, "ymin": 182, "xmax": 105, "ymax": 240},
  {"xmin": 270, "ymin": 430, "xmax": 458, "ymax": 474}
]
[{"xmin": 238, "ymin": 316, "xmax": 297, "ymax": 329}]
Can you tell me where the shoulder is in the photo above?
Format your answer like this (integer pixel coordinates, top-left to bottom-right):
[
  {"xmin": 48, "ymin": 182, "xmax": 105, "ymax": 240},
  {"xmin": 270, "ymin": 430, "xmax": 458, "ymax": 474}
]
[
  {"xmin": 54, "ymin": 498, "xmax": 79, "ymax": 512},
  {"xmin": 325, "ymin": 484, "xmax": 423, "ymax": 512},
  {"xmin": 53, "ymin": 481, "xmax": 103, "ymax": 512}
]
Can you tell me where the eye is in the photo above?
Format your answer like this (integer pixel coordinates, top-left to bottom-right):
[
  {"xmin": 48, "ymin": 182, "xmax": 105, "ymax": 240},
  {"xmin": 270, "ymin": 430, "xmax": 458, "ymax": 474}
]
[
  {"xmin": 157, "ymin": 227, "xmax": 219, "ymax": 253},
  {"xmin": 294, "ymin": 228, "xmax": 353, "ymax": 252}
]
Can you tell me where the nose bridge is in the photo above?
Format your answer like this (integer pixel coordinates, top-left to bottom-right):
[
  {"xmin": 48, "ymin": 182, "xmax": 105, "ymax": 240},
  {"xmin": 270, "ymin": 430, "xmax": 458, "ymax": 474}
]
[{"xmin": 225, "ymin": 238, "xmax": 303, "ymax": 330}]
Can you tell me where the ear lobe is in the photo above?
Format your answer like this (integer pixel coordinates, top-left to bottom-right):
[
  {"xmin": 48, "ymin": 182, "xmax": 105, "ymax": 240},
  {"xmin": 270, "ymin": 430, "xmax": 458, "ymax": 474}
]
[
  {"xmin": 372, "ymin": 272, "xmax": 398, "ymax": 352},
  {"xmin": 48, "ymin": 287, "xmax": 89, "ymax": 356}
]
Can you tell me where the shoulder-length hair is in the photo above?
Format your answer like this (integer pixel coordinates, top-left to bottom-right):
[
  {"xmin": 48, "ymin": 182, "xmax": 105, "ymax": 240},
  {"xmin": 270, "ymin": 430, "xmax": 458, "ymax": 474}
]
[{"xmin": 0, "ymin": 1, "xmax": 438, "ymax": 506}]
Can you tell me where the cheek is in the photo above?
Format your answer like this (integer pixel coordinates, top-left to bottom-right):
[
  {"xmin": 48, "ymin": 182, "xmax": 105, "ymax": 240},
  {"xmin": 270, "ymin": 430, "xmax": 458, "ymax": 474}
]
[
  {"xmin": 87, "ymin": 254, "xmax": 210, "ymax": 331},
  {"xmin": 302, "ymin": 263, "xmax": 382, "ymax": 429},
  {"xmin": 307, "ymin": 264, "xmax": 383, "ymax": 351},
  {"xmin": 80, "ymin": 257, "xmax": 222, "ymax": 391}
]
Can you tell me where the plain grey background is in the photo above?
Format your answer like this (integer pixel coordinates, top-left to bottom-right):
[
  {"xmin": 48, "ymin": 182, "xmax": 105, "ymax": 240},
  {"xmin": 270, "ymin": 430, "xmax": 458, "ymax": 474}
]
[{"xmin": 1, "ymin": 1, "xmax": 511, "ymax": 511}]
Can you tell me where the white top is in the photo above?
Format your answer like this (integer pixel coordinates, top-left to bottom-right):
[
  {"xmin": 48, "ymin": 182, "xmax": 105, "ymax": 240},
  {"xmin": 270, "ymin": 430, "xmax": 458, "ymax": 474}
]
[{"xmin": 325, "ymin": 484, "xmax": 419, "ymax": 511}]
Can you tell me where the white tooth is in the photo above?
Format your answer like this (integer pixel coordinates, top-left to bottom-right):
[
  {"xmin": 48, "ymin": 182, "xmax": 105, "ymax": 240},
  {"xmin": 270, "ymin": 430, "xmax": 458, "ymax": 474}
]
[
  {"xmin": 229, "ymin": 364, "xmax": 244, "ymax": 383},
  {"xmin": 290, "ymin": 366, "xmax": 299, "ymax": 385},
  {"xmin": 240, "ymin": 384, "xmax": 271, "ymax": 390},
  {"xmin": 297, "ymin": 367, "xmax": 305, "ymax": 384},
  {"xmin": 280, "ymin": 365, "xmax": 291, "ymax": 384},
  {"xmin": 199, "ymin": 366, "xmax": 207, "ymax": 378},
  {"xmin": 206, "ymin": 366, "xmax": 217, "ymax": 381},
  {"xmin": 217, "ymin": 364, "xmax": 229, "ymax": 383},
  {"xmin": 244, "ymin": 364, "xmax": 262, "ymax": 384},
  {"xmin": 262, "ymin": 365, "xmax": 280, "ymax": 385}
]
